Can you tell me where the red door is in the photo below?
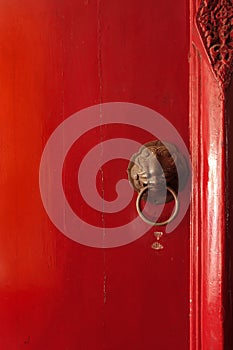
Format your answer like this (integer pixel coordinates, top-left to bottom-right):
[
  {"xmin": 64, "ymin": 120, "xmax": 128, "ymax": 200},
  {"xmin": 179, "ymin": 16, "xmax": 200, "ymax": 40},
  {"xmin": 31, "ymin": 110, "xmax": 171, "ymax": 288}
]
[{"xmin": 0, "ymin": 1, "xmax": 230, "ymax": 349}]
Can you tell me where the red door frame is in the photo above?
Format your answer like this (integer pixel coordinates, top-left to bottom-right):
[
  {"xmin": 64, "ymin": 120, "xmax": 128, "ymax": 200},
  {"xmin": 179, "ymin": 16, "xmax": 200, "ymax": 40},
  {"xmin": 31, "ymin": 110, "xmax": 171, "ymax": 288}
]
[{"xmin": 190, "ymin": 1, "xmax": 233, "ymax": 349}]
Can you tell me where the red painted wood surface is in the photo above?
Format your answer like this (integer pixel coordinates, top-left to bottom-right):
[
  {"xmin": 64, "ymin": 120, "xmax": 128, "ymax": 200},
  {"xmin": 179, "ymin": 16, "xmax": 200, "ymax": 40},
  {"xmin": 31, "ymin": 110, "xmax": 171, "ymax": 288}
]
[
  {"xmin": 225, "ymin": 79, "xmax": 233, "ymax": 350},
  {"xmin": 190, "ymin": 1, "xmax": 230, "ymax": 349},
  {"xmin": 0, "ymin": 1, "xmax": 190, "ymax": 349}
]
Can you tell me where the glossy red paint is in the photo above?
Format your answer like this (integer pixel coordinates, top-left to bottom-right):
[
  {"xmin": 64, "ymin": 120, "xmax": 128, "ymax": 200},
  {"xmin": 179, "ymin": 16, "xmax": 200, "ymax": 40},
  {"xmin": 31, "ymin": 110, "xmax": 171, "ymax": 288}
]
[
  {"xmin": 225, "ymin": 78, "xmax": 233, "ymax": 350},
  {"xmin": 0, "ymin": 1, "xmax": 214, "ymax": 349},
  {"xmin": 190, "ymin": 1, "xmax": 229, "ymax": 349}
]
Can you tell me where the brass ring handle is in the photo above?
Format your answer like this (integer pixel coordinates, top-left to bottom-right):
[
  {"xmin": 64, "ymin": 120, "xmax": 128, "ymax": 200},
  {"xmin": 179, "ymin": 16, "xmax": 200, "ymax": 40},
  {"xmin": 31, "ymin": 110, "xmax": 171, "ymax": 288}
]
[{"xmin": 136, "ymin": 185, "xmax": 179, "ymax": 226}]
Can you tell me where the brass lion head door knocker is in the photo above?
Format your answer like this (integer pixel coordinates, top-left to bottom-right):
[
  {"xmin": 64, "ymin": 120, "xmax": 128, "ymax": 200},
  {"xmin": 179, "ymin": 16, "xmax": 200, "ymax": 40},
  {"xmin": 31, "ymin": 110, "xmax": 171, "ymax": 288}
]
[{"xmin": 127, "ymin": 140, "xmax": 189, "ymax": 250}]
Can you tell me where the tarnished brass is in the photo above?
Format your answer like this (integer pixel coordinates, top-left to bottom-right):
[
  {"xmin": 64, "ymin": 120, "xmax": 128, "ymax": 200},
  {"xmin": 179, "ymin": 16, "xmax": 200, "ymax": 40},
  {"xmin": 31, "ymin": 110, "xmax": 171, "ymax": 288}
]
[
  {"xmin": 136, "ymin": 185, "xmax": 179, "ymax": 226},
  {"xmin": 127, "ymin": 140, "xmax": 188, "ymax": 204},
  {"xmin": 151, "ymin": 231, "xmax": 164, "ymax": 250},
  {"xmin": 151, "ymin": 242, "xmax": 164, "ymax": 250}
]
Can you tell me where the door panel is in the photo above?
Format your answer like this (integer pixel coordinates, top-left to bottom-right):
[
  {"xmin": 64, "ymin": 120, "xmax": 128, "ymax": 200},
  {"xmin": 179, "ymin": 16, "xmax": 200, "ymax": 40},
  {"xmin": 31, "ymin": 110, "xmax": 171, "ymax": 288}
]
[{"xmin": 0, "ymin": 1, "xmax": 190, "ymax": 349}]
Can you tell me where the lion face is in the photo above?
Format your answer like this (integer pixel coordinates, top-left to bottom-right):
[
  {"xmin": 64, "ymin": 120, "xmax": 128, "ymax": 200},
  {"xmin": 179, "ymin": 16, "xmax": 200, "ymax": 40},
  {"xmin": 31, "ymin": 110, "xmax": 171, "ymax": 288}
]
[{"xmin": 127, "ymin": 140, "xmax": 189, "ymax": 204}]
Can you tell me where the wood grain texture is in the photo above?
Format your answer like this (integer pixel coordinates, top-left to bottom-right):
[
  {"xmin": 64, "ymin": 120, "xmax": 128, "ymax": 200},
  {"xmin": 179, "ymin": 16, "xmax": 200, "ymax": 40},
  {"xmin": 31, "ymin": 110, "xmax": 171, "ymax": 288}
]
[
  {"xmin": 190, "ymin": 0, "xmax": 227, "ymax": 349},
  {"xmin": 0, "ymin": 1, "xmax": 190, "ymax": 349}
]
